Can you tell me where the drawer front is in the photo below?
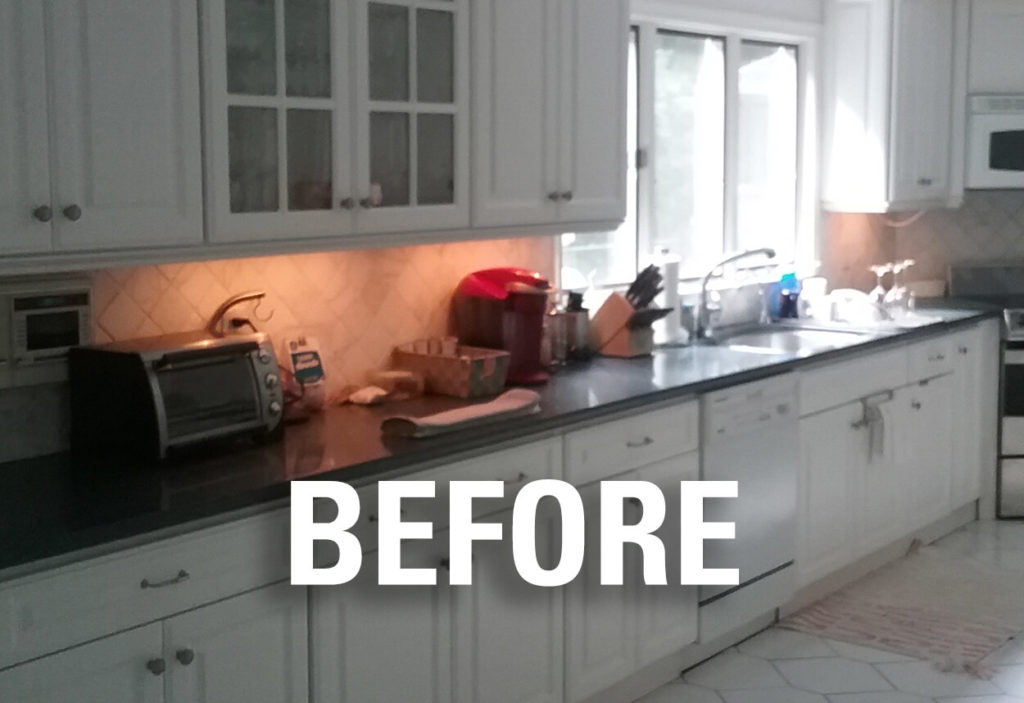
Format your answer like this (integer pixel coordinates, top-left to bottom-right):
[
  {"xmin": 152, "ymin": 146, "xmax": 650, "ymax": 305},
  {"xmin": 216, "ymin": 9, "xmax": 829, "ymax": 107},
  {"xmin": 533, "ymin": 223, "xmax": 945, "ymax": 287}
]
[
  {"xmin": 564, "ymin": 401, "xmax": 699, "ymax": 485},
  {"xmin": 906, "ymin": 336, "xmax": 954, "ymax": 382},
  {"xmin": 0, "ymin": 509, "xmax": 289, "ymax": 670},
  {"xmin": 344, "ymin": 437, "xmax": 563, "ymax": 553},
  {"xmin": 799, "ymin": 347, "xmax": 908, "ymax": 416}
]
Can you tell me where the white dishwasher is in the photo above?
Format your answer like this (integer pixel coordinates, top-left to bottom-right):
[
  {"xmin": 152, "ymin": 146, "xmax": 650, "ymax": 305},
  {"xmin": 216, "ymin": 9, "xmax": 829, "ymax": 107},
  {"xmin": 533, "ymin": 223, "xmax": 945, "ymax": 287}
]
[{"xmin": 699, "ymin": 373, "xmax": 799, "ymax": 643}]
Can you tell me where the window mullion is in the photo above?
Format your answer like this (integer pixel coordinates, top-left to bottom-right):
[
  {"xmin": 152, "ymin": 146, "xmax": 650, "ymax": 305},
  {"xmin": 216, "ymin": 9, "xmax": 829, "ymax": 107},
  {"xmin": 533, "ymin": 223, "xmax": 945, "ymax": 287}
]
[{"xmin": 723, "ymin": 33, "xmax": 741, "ymax": 255}]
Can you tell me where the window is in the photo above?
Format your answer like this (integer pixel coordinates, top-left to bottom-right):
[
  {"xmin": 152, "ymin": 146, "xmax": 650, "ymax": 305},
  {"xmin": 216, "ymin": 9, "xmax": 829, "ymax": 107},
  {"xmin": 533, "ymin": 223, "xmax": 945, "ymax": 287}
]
[{"xmin": 561, "ymin": 19, "xmax": 814, "ymax": 288}]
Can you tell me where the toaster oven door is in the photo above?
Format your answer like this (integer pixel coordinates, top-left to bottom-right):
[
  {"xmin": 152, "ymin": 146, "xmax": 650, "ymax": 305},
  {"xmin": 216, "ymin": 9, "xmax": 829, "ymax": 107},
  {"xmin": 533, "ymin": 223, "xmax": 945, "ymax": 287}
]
[{"xmin": 150, "ymin": 349, "xmax": 264, "ymax": 450}]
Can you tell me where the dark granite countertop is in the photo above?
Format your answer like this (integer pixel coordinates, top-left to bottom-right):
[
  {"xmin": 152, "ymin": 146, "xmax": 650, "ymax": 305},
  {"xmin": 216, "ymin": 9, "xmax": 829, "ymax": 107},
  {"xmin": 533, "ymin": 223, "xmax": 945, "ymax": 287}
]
[{"xmin": 0, "ymin": 306, "xmax": 997, "ymax": 579}]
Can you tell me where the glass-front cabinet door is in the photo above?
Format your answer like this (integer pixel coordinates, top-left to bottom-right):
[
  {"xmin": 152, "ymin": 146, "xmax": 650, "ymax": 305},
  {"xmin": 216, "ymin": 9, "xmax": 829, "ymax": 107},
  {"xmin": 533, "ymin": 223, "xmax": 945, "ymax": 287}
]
[
  {"xmin": 354, "ymin": 0, "xmax": 469, "ymax": 234},
  {"xmin": 204, "ymin": 0, "xmax": 354, "ymax": 242}
]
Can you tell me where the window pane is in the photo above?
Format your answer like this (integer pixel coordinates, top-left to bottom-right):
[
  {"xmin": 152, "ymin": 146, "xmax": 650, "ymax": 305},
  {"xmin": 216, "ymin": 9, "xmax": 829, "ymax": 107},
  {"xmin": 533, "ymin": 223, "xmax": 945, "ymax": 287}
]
[
  {"xmin": 226, "ymin": 0, "xmax": 276, "ymax": 96},
  {"xmin": 417, "ymin": 10, "xmax": 454, "ymax": 103},
  {"xmin": 653, "ymin": 32, "xmax": 724, "ymax": 275},
  {"xmin": 561, "ymin": 30, "xmax": 639, "ymax": 289},
  {"xmin": 229, "ymin": 107, "xmax": 279, "ymax": 213},
  {"xmin": 370, "ymin": 112, "xmax": 410, "ymax": 206},
  {"xmin": 418, "ymin": 114, "xmax": 454, "ymax": 205},
  {"xmin": 287, "ymin": 109, "xmax": 332, "ymax": 211},
  {"xmin": 369, "ymin": 4, "xmax": 409, "ymax": 102},
  {"xmin": 286, "ymin": 0, "xmax": 331, "ymax": 98},
  {"xmin": 737, "ymin": 41, "xmax": 798, "ymax": 260}
]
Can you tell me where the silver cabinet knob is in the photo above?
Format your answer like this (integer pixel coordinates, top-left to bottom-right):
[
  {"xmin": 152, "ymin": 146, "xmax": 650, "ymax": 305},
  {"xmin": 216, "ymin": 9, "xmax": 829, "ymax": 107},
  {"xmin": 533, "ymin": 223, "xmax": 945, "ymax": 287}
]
[
  {"xmin": 339, "ymin": 197, "xmax": 356, "ymax": 210},
  {"xmin": 175, "ymin": 649, "xmax": 195, "ymax": 666},
  {"xmin": 917, "ymin": 177, "xmax": 934, "ymax": 187},
  {"xmin": 62, "ymin": 204, "xmax": 82, "ymax": 221},
  {"xmin": 146, "ymin": 659, "xmax": 166, "ymax": 676},
  {"xmin": 561, "ymin": 191, "xmax": 574, "ymax": 201},
  {"xmin": 548, "ymin": 192, "xmax": 561, "ymax": 202},
  {"xmin": 32, "ymin": 205, "xmax": 52, "ymax": 223}
]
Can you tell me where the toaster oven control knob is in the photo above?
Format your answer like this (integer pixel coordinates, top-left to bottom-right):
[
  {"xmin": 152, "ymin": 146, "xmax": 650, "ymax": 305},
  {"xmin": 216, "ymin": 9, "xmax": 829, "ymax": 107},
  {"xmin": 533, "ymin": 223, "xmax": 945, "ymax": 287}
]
[
  {"xmin": 258, "ymin": 350, "xmax": 273, "ymax": 365},
  {"xmin": 265, "ymin": 373, "xmax": 280, "ymax": 389},
  {"xmin": 268, "ymin": 401, "xmax": 282, "ymax": 416}
]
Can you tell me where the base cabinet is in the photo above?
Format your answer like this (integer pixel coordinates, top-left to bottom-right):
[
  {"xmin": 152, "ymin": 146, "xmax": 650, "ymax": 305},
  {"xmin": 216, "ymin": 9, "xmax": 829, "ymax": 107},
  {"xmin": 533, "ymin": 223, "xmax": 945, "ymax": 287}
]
[
  {"xmin": 0, "ymin": 625, "xmax": 164, "ymax": 703},
  {"xmin": 0, "ymin": 583, "xmax": 307, "ymax": 703}
]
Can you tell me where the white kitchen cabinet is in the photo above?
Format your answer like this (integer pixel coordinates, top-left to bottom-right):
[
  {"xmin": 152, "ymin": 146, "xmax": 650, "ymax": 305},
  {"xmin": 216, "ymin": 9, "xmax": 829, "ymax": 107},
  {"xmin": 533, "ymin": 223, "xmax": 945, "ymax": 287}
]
[
  {"xmin": 454, "ymin": 509, "xmax": 563, "ymax": 703},
  {"xmin": 0, "ymin": 0, "xmax": 203, "ymax": 255},
  {"xmin": 895, "ymin": 376, "xmax": 954, "ymax": 529},
  {"xmin": 0, "ymin": 624, "xmax": 164, "ymax": 703},
  {"xmin": 204, "ymin": 0, "xmax": 469, "ymax": 243},
  {"xmin": 311, "ymin": 539, "xmax": 454, "ymax": 703},
  {"xmin": 797, "ymin": 401, "xmax": 864, "ymax": 587},
  {"xmin": 968, "ymin": 0, "xmax": 1024, "ymax": 93},
  {"xmin": 949, "ymin": 323, "xmax": 998, "ymax": 509},
  {"xmin": 164, "ymin": 583, "xmax": 308, "ymax": 703},
  {"xmin": 565, "ymin": 453, "xmax": 699, "ymax": 703},
  {"xmin": 822, "ymin": 0, "xmax": 960, "ymax": 212},
  {"xmin": 0, "ymin": 2, "xmax": 51, "ymax": 255},
  {"xmin": 471, "ymin": 0, "xmax": 628, "ymax": 228},
  {"xmin": 858, "ymin": 395, "xmax": 907, "ymax": 554}
]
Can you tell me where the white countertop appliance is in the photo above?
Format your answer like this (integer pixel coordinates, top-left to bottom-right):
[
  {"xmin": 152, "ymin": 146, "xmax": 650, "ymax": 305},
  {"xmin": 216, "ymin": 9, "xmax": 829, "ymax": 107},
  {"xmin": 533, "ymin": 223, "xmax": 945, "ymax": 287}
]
[{"xmin": 699, "ymin": 373, "xmax": 798, "ymax": 643}]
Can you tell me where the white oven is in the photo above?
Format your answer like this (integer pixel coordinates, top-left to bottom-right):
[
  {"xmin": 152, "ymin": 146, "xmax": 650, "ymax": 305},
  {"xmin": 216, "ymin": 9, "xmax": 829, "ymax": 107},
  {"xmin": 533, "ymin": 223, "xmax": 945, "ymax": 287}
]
[{"xmin": 967, "ymin": 95, "xmax": 1024, "ymax": 189}]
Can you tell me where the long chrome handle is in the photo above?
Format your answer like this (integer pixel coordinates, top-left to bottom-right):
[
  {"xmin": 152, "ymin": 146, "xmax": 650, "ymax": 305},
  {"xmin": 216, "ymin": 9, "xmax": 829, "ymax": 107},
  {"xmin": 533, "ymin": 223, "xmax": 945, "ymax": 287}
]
[
  {"xmin": 146, "ymin": 659, "xmax": 166, "ymax": 676},
  {"xmin": 626, "ymin": 437, "xmax": 654, "ymax": 449},
  {"xmin": 32, "ymin": 205, "xmax": 52, "ymax": 222},
  {"xmin": 140, "ymin": 569, "xmax": 190, "ymax": 590},
  {"xmin": 176, "ymin": 649, "xmax": 195, "ymax": 666},
  {"xmin": 62, "ymin": 204, "xmax": 82, "ymax": 221}
]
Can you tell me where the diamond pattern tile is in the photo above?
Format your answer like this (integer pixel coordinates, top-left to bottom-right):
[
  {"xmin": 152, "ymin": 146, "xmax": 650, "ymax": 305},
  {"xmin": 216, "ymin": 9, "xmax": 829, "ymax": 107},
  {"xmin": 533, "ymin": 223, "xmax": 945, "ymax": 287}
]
[{"xmin": 88, "ymin": 237, "xmax": 555, "ymax": 393}]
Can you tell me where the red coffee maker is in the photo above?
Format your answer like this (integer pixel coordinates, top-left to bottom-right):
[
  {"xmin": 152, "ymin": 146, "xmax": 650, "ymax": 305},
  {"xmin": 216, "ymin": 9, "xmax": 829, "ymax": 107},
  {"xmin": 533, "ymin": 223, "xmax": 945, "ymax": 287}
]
[{"xmin": 452, "ymin": 268, "xmax": 550, "ymax": 385}]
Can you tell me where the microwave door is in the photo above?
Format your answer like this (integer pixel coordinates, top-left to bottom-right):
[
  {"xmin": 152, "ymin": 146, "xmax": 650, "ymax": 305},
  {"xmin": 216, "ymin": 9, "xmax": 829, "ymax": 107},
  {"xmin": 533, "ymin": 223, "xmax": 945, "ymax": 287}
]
[
  {"xmin": 969, "ymin": 113, "xmax": 1024, "ymax": 188},
  {"xmin": 151, "ymin": 351, "xmax": 263, "ymax": 450}
]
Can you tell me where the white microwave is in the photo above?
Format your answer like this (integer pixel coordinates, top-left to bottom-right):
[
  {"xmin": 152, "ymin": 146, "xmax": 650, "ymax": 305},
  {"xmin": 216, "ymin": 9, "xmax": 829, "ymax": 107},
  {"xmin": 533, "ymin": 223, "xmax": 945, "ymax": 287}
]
[{"xmin": 968, "ymin": 94, "xmax": 1024, "ymax": 189}]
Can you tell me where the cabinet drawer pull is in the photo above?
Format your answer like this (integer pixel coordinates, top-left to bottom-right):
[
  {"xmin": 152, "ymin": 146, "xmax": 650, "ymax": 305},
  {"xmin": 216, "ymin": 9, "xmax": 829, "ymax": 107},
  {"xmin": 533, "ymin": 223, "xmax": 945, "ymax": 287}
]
[
  {"xmin": 32, "ymin": 205, "xmax": 52, "ymax": 223},
  {"xmin": 503, "ymin": 472, "xmax": 528, "ymax": 485},
  {"xmin": 561, "ymin": 191, "xmax": 574, "ymax": 202},
  {"xmin": 176, "ymin": 648, "xmax": 195, "ymax": 666},
  {"xmin": 140, "ymin": 569, "xmax": 190, "ymax": 590},
  {"xmin": 146, "ymin": 658, "xmax": 166, "ymax": 676},
  {"xmin": 547, "ymin": 191, "xmax": 561, "ymax": 202},
  {"xmin": 917, "ymin": 177, "xmax": 934, "ymax": 186},
  {"xmin": 626, "ymin": 437, "xmax": 654, "ymax": 449},
  {"xmin": 62, "ymin": 204, "xmax": 82, "ymax": 221},
  {"xmin": 959, "ymin": 345, "xmax": 969, "ymax": 355},
  {"xmin": 911, "ymin": 400, "xmax": 922, "ymax": 411}
]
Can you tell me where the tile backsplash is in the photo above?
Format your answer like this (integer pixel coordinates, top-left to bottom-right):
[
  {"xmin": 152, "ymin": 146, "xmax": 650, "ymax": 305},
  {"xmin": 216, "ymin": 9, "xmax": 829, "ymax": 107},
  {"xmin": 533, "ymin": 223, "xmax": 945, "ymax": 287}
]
[
  {"xmin": 0, "ymin": 236, "xmax": 555, "ymax": 463},
  {"xmin": 823, "ymin": 191, "xmax": 1024, "ymax": 290}
]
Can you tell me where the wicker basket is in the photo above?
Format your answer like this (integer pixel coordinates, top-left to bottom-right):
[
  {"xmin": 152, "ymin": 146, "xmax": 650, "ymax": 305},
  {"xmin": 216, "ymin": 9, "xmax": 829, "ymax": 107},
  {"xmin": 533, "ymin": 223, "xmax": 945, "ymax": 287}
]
[{"xmin": 392, "ymin": 344, "xmax": 510, "ymax": 398}]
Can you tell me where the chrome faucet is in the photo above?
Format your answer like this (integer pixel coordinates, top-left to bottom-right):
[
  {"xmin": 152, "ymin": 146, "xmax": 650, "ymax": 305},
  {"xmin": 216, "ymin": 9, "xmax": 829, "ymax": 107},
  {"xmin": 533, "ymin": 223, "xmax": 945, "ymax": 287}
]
[{"xmin": 697, "ymin": 248, "xmax": 777, "ymax": 340}]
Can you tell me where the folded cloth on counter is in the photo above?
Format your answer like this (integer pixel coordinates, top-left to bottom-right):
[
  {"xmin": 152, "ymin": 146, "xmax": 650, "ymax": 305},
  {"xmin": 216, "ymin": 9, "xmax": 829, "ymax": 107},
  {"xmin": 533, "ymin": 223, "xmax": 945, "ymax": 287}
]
[{"xmin": 381, "ymin": 389, "xmax": 541, "ymax": 438}]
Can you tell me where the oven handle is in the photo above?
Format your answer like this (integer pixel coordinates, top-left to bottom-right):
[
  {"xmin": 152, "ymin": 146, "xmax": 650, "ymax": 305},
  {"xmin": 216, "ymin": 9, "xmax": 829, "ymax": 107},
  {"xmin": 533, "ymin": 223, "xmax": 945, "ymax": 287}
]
[{"xmin": 154, "ymin": 342, "xmax": 260, "ymax": 370}]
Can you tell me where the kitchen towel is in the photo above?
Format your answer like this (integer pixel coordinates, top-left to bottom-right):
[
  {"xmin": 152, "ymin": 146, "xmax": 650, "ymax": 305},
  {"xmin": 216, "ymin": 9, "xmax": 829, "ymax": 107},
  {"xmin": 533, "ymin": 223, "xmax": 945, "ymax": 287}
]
[{"xmin": 380, "ymin": 388, "xmax": 541, "ymax": 438}]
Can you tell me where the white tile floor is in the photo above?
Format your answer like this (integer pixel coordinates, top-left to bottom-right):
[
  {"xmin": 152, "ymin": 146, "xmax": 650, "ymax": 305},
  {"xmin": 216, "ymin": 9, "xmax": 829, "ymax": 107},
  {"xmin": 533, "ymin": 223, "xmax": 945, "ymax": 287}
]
[{"xmin": 636, "ymin": 520, "xmax": 1024, "ymax": 703}]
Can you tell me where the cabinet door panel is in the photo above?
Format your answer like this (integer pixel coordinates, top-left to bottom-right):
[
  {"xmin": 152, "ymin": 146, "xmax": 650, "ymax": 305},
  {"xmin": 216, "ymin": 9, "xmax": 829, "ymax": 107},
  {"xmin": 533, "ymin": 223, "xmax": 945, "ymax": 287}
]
[
  {"xmin": 0, "ymin": 624, "xmax": 163, "ymax": 703},
  {"xmin": 311, "ymin": 543, "xmax": 454, "ymax": 703},
  {"xmin": 634, "ymin": 453, "xmax": 699, "ymax": 667},
  {"xmin": 454, "ymin": 509, "xmax": 562, "ymax": 703},
  {"xmin": 897, "ymin": 377, "xmax": 953, "ymax": 529},
  {"xmin": 471, "ymin": 0, "xmax": 560, "ymax": 227},
  {"xmin": 558, "ymin": 0, "xmax": 628, "ymax": 223},
  {"xmin": 859, "ymin": 398, "xmax": 905, "ymax": 553},
  {"xmin": 0, "ymin": 1, "xmax": 52, "ymax": 255},
  {"xmin": 798, "ymin": 402, "xmax": 862, "ymax": 587},
  {"xmin": 164, "ymin": 583, "xmax": 308, "ymax": 703},
  {"xmin": 888, "ymin": 0, "xmax": 954, "ymax": 203},
  {"xmin": 565, "ymin": 479, "xmax": 635, "ymax": 703},
  {"xmin": 48, "ymin": 0, "xmax": 203, "ymax": 250}
]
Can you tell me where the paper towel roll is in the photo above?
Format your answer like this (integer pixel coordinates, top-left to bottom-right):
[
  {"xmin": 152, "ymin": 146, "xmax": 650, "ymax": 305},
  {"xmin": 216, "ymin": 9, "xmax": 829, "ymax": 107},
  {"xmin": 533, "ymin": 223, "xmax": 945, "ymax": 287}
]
[{"xmin": 654, "ymin": 252, "xmax": 683, "ymax": 345}]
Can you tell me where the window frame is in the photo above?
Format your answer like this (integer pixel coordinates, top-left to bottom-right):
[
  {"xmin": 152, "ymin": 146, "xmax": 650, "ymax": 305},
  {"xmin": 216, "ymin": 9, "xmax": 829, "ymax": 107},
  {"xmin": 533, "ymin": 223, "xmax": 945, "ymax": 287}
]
[{"xmin": 562, "ymin": 5, "xmax": 820, "ymax": 289}]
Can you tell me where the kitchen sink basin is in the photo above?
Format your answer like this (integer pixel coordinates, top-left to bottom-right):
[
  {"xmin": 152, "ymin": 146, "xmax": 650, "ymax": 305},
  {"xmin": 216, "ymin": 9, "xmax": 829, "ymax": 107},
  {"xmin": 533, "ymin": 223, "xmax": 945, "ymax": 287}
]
[{"xmin": 716, "ymin": 327, "xmax": 875, "ymax": 355}]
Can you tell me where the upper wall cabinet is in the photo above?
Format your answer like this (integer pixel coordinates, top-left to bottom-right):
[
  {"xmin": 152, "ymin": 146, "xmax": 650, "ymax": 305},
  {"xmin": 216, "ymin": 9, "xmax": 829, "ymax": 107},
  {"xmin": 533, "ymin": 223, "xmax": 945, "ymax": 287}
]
[
  {"xmin": 0, "ymin": 0, "xmax": 203, "ymax": 256},
  {"xmin": 203, "ymin": 0, "xmax": 470, "ymax": 243},
  {"xmin": 822, "ymin": 0, "xmax": 962, "ymax": 213},
  {"xmin": 471, "ymin": 0, "xmax": 628, "ymax": 228},
  {"xmin": 968, "ymin": 0, "xmax": 1024, "ymax": 93}
]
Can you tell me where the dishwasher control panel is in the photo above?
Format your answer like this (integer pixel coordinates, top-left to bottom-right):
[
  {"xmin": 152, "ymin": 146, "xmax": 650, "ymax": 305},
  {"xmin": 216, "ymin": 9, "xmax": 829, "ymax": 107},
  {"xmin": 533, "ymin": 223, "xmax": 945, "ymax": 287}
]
[{"xmin": 703, "ymin": 373, "xmax": 798, "ymax": 441}]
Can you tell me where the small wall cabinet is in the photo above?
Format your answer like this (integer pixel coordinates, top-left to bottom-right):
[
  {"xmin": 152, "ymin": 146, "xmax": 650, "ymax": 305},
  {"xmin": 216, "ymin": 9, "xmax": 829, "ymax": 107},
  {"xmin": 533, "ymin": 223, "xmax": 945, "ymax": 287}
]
[
  {"xmin": 203, "ymin": 0, "xmax": 470, "ymax": 243},
  {"xmin": 822, "ymin": 0, "xmax": 963, "ymax": 212},
  {"xmin": 471, "ymin": 0, "xmax": 628, "ymax": 229},
  {"xmin": 0, "ymin": 0, "xmax": 203, "ymax": 256}
]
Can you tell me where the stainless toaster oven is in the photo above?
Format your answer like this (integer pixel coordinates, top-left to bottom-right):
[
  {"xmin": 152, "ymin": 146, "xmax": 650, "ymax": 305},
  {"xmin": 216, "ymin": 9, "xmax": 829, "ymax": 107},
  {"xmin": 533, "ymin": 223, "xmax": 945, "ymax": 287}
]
[{"xmin": 70, "ymin": 331, "xmax": 284, "ymax": 464}]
